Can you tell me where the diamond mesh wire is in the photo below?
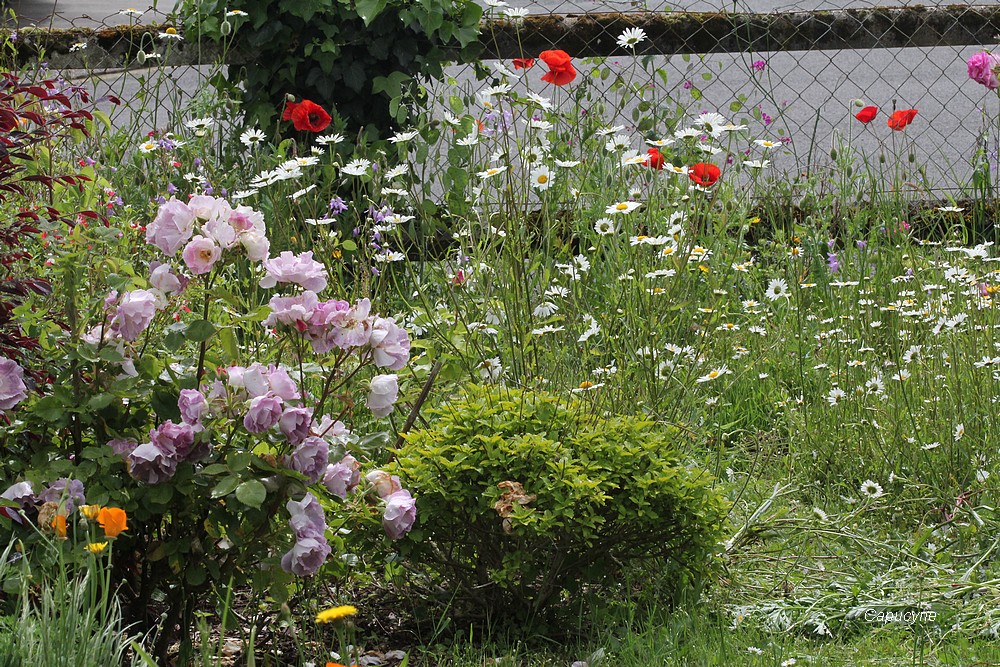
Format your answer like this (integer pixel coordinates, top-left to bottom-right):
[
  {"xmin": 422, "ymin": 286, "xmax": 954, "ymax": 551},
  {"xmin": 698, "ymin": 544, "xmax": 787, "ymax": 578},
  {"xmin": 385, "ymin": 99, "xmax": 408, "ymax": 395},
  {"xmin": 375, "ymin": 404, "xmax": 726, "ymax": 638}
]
[{"xmin": 11, "ymin": 1, "xmax": 1000, "ymax": 194}]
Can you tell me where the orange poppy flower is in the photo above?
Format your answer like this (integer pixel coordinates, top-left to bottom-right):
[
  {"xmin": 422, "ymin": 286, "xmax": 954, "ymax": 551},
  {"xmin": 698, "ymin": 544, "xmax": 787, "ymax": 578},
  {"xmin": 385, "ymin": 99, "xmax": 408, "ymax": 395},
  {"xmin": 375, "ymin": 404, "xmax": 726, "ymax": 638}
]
[
  {"xmin": 854, "ymin": 106, "xmax": 878, "ymax": 124},
  {"xmin": 97, "ymin": 507, "xmax": 128, "ymax": 538},
  {"xmin": 282, "ymin": 99, "xmax": 332, "ymax": 133},
  {"xmin": 688, "ymin": 162, "xmax": 721, "ymax": 187},
  {"xmin": 51, "ymin": 515, "xmax": 67, "ymax": 539},
  {"xmin": 887, "ymin": 109, "xmax": 917, "ymax": 131},
  {"xmin": 644, "ymin": 147, "xmax": 665, "ymax": 170},
  {"xmin": 538, "ymin": 50, "xmax": 576, "ymax": 86}
]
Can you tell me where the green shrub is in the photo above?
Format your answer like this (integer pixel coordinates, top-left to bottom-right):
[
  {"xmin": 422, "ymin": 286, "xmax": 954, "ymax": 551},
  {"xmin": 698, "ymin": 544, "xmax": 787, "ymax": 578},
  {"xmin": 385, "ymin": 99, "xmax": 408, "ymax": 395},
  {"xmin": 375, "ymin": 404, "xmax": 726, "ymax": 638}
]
[
  {"xmin": 184, "ymin": 0, "xmax": 483, "ymax": 135},
  {"xmin": 392, "ymin": 386, "xmax": 729, "ymax": 617}
]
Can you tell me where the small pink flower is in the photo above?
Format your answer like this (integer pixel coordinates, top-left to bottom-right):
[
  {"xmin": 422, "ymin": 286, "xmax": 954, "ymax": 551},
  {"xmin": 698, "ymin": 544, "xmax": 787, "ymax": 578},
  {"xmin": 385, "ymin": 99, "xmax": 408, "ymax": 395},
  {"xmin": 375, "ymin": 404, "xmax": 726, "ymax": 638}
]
[
  {"xmin": 147, "ymin": 197, "xmax": 195, "ymax": 255},
  {"xmin": 182, "ymin": 235, "xmax": 222, "ymax": 275},
  {"xmin": 259, "ymin": 251, "xmax": 328, "ymax": 292}
]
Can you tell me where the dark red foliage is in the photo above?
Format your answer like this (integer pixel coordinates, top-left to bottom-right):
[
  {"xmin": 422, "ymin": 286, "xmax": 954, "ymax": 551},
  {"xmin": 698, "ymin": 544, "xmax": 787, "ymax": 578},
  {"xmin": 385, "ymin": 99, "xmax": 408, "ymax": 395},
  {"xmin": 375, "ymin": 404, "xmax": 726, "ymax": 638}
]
[{"xmin": 0, "ymin": 72, "xmax": 107, "ymax": 386}]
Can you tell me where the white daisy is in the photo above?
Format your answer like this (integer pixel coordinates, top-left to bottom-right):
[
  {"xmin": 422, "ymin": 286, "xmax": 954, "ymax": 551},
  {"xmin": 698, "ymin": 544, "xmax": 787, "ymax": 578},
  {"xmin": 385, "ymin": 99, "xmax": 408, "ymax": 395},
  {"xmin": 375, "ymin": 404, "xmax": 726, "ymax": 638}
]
[
  {"xmin": 389, "ymin": 129, "xmax": 419, "ymax": 143},
  {"xmin": 594, "ymin": 218, "xmax": 617, "ymax": 236},
  {"xmin": 616, "ymin": 27, "xmax": 647, "ymax": 48},
  {"xmin": 529, "ymin": 165, "xmax": 554, "ymax": 190},
  {"xmin": 859, "ymin": 480, "xmax": 883, "ymax": 499},
  {"xmin": 606, "ymin": 201, "xmax": 642, "ymax": 215},
  {"xmin": 765, "ymin": 278, "xmax": 790, "ymax": 301},
  {"xmin": 240, "ymin": 128, "xmax": 266, "ymax": 148},
  {"xmin": 342, "ymin": 158, "xmax": 371, "ymax": 176}
]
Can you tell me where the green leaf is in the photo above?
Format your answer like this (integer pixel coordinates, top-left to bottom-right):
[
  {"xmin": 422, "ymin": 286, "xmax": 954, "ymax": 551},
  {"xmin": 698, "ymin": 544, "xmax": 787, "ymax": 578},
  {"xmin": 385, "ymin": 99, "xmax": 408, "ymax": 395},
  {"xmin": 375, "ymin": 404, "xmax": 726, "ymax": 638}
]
[
  {"xmin": 355, "ymin": 0, "xmax": 389, "ymax": 26},
  {"xmin": 235, "ymin": 480, "xmax": 267, "ymax": 508},
  {"xmin": 211, "ymin": 476, "xmax": 241, "ymax": 499},
  {"xmin": 32, "ymin": 395, "xmax": 69, "ymax": 422},
  {"xmin": 87, "ymin": 393, "xmax": 117, "ymax": 410},
  {"xmin": 187, "ymin": 320, "xmax": 217, "ymax": 342}
]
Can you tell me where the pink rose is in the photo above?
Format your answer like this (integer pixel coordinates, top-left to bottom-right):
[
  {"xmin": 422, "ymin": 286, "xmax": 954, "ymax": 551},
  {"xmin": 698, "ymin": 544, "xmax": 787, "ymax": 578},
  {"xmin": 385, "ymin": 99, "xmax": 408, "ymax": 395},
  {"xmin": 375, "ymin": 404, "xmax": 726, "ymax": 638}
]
[
  {"xmin": 366, "ymin": 374, "xmax": 399, "ymax": 418},
  {"xmin": 323, "ymin": 455, "xmax": 361, "ymax": 499},
  {"xmin": 147, "ymin": 197, "xmax": 196, "ymax": 255},
  {"xmin": 968, "ymin": 51, "xmax": 1000, "ymax": 90},
  {"xmin": 243, "ymin": 393, "xmax": 283, "ymax": 433},
  {"xmin": 182, "ymin": 235, "xmax": 222, "ymax": 275},
  {"xmin": 382, "ymin": 489, "xmax": 417, "ymax": 540},
  {"xmin": 0, "ymin": 357, "xmax": 28, "ymax": 410},
  {"xmin": 369, "ymin": 317, "xmax": 411, "ymax": 370},
  {"xmin": 114, "ymin": 289, "xmax": 158, "ymax": 341},
  {"xmin": 259, "ymin": 251, "xmax": 328, "ymax": 292}
]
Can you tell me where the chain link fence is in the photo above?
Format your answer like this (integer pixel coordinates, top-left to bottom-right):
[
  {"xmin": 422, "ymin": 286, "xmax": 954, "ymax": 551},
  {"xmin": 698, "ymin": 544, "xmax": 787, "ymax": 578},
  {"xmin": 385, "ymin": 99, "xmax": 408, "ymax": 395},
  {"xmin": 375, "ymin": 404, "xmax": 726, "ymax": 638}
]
[{"xmin": 7, "ymin": 1, "xmax": 1000, "ymax": 195}]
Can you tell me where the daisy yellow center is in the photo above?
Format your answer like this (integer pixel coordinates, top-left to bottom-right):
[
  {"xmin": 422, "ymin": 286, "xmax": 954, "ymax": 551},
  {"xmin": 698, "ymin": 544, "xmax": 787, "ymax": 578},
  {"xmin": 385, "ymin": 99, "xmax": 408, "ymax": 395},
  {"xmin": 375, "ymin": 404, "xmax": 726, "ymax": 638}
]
[
  {"xmin": 166, "ymin": 27, "xmax": 178, "ymax": 34},
  {"xmin": 537, "ymin": 174, "xmax": 548, "ymax": 184},
  {"xmin": 616, "ymin": 203, "xmax": 629, "ymax": 210},
  {"xmin": 578, "ymin": 380, "xmax": 594, "ymax": 389}
]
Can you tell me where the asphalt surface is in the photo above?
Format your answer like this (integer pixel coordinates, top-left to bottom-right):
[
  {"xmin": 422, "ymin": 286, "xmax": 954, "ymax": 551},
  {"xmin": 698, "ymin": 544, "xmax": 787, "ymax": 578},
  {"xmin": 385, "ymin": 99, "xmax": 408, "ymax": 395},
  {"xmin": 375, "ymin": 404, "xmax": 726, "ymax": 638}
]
[{"xmin": 7, "ymin": 0, "xmax": 995, "ymax": 194}]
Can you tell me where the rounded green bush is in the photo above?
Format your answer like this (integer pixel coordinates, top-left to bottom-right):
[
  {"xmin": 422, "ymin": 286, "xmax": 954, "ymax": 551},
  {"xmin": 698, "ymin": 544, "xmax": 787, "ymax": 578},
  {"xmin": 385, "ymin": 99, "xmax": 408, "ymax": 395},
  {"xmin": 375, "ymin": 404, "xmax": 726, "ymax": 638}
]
[{"xmin": 392, "ymin": 386, "xmax": 729, "ymax": 617}]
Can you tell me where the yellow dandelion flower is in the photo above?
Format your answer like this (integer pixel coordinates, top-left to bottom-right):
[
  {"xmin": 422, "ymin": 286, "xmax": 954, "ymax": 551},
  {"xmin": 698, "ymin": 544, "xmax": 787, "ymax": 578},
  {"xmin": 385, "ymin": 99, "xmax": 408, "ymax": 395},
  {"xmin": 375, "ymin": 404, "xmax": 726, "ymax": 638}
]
[
  {"xmin": 79, "ymin": 504, "xmax": 101, "ymax": 520},
  {"xmin": 86, "ymin": 542, "xmax": 109, "ymax": 554},
  {"xmin": 316, "ymin": 605, "xmax": 358, "ymax": 624}
]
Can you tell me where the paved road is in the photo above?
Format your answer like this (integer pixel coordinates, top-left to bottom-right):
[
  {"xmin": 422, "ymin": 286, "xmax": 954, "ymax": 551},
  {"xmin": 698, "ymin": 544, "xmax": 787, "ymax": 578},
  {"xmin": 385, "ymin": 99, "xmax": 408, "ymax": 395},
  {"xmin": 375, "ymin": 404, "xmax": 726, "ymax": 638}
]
[{"xmin": 8, "ymin": 0, "xmax": 993, "ymax": 194}]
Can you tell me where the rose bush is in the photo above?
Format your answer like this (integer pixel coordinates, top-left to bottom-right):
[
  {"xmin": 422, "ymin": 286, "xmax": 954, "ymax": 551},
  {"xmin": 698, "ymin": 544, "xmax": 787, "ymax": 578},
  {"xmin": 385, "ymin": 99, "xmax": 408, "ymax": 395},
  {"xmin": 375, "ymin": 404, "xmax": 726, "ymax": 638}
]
[{"xmin": 1, "ymin": 192, "xmax": 418, "ymax": 661}]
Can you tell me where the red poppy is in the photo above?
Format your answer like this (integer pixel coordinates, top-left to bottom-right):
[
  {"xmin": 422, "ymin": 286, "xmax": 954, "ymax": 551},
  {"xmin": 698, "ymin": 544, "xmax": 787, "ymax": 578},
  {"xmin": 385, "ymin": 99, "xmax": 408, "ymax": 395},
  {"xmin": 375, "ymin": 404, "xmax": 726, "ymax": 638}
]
[
  {"xmin": 512, "ymin": 58, "xmax": 535, "ymax": 70},
  {"xmin": 887, "ymin": 108, "xmax": 917, "ymax": 131},
  {"xmin": 538, "ymin": 50, "xmax": 576, "ymax": 86},
  {"xmin": 688, "ymin": 162, "xmax": 721, "ymax": 187},
  {"xmin": 282, "ymin": 99, "xmax": 332, "ymax": 133},
  {"xmin": 855, "ymin": 105, "xmax": 878, "ymax": 124},
  {"xmin": 644, "ymin": 147, "xmax": 665, "ymax": 170}
]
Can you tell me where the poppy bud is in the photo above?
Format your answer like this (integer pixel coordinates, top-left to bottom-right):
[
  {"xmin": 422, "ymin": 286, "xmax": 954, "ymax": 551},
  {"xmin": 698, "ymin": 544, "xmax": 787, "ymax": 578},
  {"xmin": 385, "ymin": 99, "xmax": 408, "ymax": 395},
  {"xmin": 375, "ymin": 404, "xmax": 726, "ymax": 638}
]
[
  {"xmin": 220, "ymin": 19, "xmax": 232, "ymax": 35},
  {"xmin": 136, "ymin": 50, "xmax": 146, "ymax": 65},
  {"xmin": 853, "ymin": 99, "xmax": 864, "ymax": 107},
  {"xmin": 830, "ymin": 148, "xmax": 837, "ymax": 160},
  {"xmin": 908, "ymin": 152, "xmax": 915, "ymax": 163},
  {"xmin": 879, "ymin": 153, "xmax": 886, "ymax": 164},
  {"xmin": 846, "ymin": 165, "xmax": 853, "ymax": 177}
]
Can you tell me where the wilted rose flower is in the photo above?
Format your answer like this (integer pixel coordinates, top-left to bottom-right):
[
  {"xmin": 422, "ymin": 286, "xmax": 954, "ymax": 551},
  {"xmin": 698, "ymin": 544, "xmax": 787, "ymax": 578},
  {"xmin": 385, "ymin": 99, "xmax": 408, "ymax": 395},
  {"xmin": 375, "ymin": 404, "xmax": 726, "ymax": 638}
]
[
  {"xmin": 278, "ymin": 406, "xmax": 313, "ymax": 445},
  {"xmin": 285, "ymin": 436, "xmax": 329, "ymax": 484},
  {"xmin": 263, "ymin": 291, "xmax": 319, "ymax": 329},
  {"xmin": 1, "ymin": 481, "xmax": 35, "ymax": 508},
  {"xmin": 368, "ymin": 317, "xmax": 411, "ymax": 370},
  {"xmin": 322, "ymin": 455, "xmax": 361, "ymax": 499},
  {"xmin": 281, "ymin": 493, "xmax": 331, "ymax": 576},
  {"xmin": 366, "ymin": 469, "xmax": 402, "ymax": 499},
  {"xmin": 286, "ymin": 493, "xmax": 327, "ymax": 539},
  {"xmin": 178, "ymin": 389, "xmax": 209, "ymax": 425},
  {"xmin": 240, "ymin": 230, "xmax": 270, "ymax": 262},
  {"xmin": 0, "ymin": 357, "xmax": 28, "ymax": 410},
  {"xmin": 280, "ymin": 536, "xmax": 331, "ymax": 576},
  {"xmin": 147, "ymin": 197, "xmax": 196, "ymax": 255},
  {"xmin": 182, "ymin": 235, "xmax": 222, "ymax": 275},
  {"xmin": 968, "ymin": 51, "xmax": 1000, "ymax": 90},
  {"xmin": 202, "ymin": 215, "xmax": 237, "ymax": 249},
  {"xmin": 149, "ymin": 262, "xmax": 187, "ymax": 294},
  {"xmin": 40, "ymin": 478, "xmax": 86, "ymax": 513},
  {"xmin": 382, "ymin": 489, "xmax": 417, "ymax": 540},
  {"xmin": 188, "ymin": 194, "xmax": 230, "ymax": 222},
  {"xmin": 266, "ymin": 366, "xmax": 300, "ymax": 401},
  {"xmin": 226, "ymin": 363, "xmax": 270, "ymax": 397},
  {"xmin": 305, "ymin": 298, "xmax": 373, "ymax": 353},
  {"xmin": 150, "ymin": 420, "xmax": 196, "ymax": 460},
  {"xmin": 366, "ymin": 374, "xmax": 399, "ymax": 418},
  {"xmin": 128, "ymin": 441, "xmax": 179, "ymax": 484},
  {"xmin": 114, "ymin": 289, "xmax": 158, "ymax": 341},
  {"xmin": 108, "ymin": 437, "xmax": 137, "ymax": 456},
  {"xmin": 259, "ymin": 251, "xmax": 328, "ymax": 292},
  {"xmin": 243, "ymin": 393, "xmax": 283, "ymax": 433}
]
